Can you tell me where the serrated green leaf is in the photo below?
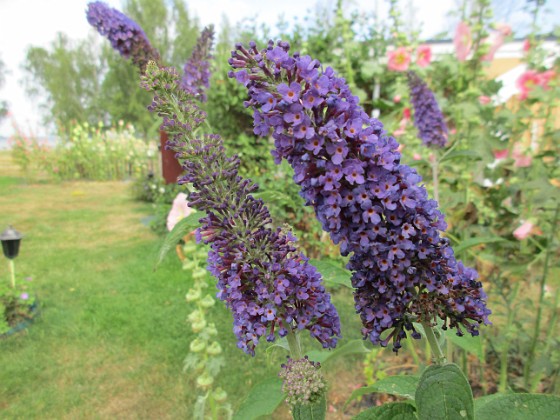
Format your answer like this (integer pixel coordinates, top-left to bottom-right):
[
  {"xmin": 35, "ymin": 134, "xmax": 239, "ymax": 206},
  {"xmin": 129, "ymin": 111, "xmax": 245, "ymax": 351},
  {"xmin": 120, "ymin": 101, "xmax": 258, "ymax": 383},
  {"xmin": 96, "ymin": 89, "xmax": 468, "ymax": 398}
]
[
  {"xmin": 474, "ymin": 393, "xmax": 560, "ymax": 419},
  {"xmin": 346, "ymin": 375, "xmax": 420, "ymax": 407},
  {"xmin": 306, "ymin": 339, "xmax": 369, "ymax": 364},
  {"xmin": 293, "ymin": 395, "xmax": 327, "ymax": 420},
  {"xmin": 444, "ymin": 330, "xmax": 484, "ymax": 361},
  {"xmin": 154, "ymin": 211, "xmax": 203, "ymax": 269},
  {"xmin": 415, "ymin": 363, "xmax": 474, "ymax": 420},
  {"xmin": 233, "ymin": 377, "xmax": 284, "ymax": 420},
  {"xmin": 310, "ymin": 258, "xmax": 352, "ymax": 288},
  {"xmin": 453, "ymin": 236, "xmax": 507, "ymax": 256},
  {"xmin": 353, "ymin": 402, "xmax": 417, "ymax": 419}
]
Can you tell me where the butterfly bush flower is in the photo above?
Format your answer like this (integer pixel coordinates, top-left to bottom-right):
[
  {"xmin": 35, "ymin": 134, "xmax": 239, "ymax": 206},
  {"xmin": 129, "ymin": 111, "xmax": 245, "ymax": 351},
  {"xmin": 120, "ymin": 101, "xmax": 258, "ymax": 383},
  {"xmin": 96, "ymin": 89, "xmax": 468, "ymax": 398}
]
[
  {"xmin": 181, "ymin": 26, "xmax": 214, "ymax": 101},
  {"xmin": 229, "ymin": 41, "xmax": 490, "ymax": 351},
  {"xmin": 86, "ymin": 1, "xmax": 160, "ymax": 71},
  {"xmin": 141, "ymin": 62, "xmax": 340, "ymax": 356},
  {"xmin": 407, "ymin": 71, "xmax": 448, "ymax": 148}
]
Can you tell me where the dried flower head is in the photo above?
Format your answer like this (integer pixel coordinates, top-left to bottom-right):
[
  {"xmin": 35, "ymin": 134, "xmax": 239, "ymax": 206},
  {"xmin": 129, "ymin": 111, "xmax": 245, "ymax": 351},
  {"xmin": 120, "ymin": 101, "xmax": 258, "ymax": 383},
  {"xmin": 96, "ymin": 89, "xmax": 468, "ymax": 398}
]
[{"xmin": 279, "ymin": 357, "xmax": 326, "ymax": 407}]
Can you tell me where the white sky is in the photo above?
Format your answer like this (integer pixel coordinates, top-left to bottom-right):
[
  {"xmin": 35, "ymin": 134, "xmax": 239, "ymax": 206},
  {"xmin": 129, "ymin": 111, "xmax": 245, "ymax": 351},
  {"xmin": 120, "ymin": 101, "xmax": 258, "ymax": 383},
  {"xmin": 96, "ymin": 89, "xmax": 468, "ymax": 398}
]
[{"xmin": 0, "ymin": 0, "xmax": 558, "ymax": 137}]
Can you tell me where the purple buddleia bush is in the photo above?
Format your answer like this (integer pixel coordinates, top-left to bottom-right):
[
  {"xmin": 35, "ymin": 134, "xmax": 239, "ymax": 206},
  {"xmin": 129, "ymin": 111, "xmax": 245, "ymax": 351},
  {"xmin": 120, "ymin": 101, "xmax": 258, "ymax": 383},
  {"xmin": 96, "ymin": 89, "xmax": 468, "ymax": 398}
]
[
  {"xmin": 86, "ymin": 1, "xmax": 160, "ymax": 71},
  {"xmin": 181, "ymin": 26, "xmax": 214, "ymax": 101},
  {"xmin": 141, "ymin": 62, "xmax": 341, "ymax": 356},
  {"xmin": 229, "ymin": 41, "xmax": 490, "ymax": 351},
  {"xmin": 407, "ymin": 71, "xmax": 448, "ymax": 148}
]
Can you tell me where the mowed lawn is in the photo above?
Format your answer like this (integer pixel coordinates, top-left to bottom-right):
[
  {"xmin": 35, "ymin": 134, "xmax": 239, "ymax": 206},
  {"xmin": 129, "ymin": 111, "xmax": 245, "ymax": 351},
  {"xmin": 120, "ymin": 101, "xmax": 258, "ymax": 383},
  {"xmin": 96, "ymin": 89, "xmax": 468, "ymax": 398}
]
[{"xmin": 0, "ymin": 152, "xmax": 368, "ymax": 419}]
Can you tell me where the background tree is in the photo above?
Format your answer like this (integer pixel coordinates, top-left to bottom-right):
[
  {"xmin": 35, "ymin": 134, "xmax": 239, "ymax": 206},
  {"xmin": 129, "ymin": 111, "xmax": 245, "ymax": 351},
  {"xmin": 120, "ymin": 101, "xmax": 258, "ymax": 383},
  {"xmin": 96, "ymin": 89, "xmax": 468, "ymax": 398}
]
[{"xmin": 0, "ymin": 56, "xmax": 8, "ymax": 121}]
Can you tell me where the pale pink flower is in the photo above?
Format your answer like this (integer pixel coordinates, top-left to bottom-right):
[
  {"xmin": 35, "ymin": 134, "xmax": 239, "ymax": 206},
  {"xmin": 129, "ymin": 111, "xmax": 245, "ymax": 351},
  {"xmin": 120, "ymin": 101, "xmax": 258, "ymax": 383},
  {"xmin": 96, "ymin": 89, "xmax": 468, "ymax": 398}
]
[
  {"xmin": 20, "ymin": 293, "xmax": 29, "ymax": 300},
  {"xmin": 413, "ymin": 153, "xmax": 422, "ymax": 161},
  {"xmin": 454, "ymin": 22, "xmax": 472, "ymax": 61},
  {"xmin": 416, "ymin": 45, "xmax": 432, "ymax": 68},
  {"xmin": 512, "ymin": 144, "xmax": 532, "ymax": 168},
  {"xmin": 387, "ymin": 47, "xmax": 411, "ymax": 72},
  {"xmin": 393, "ymin": 95, "xmax": 402, "ymax": 103},
  {"xmin": 523, "ymin": 39, "xmax": 531, "ymax": 52},
  {"xmin": 166, "ymin": 192, "xmax": 194, "ymax": 231},
  {"xmin": 478, "ymin": 95, "xmax": 491, "ymax": 105},
  {"xmin": 513, "ymin": 221, "xmax": 541, "ymax": 240},
  {"xmin": 482, "ymin": 30, "xmax": 507, "ymax": 61},
  {"xmin": 538, "ymin": 70, "xmax": 555, "ymax": 88}
]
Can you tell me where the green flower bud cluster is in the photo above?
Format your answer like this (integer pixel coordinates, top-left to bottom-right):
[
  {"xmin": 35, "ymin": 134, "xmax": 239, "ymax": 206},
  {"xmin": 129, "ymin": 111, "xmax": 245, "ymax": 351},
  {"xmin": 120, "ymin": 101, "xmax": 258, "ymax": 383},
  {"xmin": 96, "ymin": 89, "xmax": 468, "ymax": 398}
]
[
  {"xmin": 181, "ymin": 239, "xmax": 231, "ymax": 418},
  {"xmin": 279, "ymin": 357, "xmax": 327, "ymax": 407}
]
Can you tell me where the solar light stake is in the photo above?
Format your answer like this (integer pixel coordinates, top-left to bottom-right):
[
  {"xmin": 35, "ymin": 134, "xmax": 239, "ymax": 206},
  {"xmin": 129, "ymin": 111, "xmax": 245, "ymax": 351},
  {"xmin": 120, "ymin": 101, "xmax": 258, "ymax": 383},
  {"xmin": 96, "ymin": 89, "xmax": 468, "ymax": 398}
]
[{"xmin": 0, "ymin": 226, "xmax": 23, "ymax": 289}]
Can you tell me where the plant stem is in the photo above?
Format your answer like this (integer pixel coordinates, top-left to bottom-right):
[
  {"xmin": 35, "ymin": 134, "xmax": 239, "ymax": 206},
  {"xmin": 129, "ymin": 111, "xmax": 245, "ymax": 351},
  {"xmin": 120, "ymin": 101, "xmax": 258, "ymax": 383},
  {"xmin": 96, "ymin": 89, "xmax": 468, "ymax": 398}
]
[
  {"xmin": 9, "ymin": 259, "xmax": 16, "ymax": 289},
  {"xmin": 286, "ymin": 328, "xmax": 303, "ymax": 360},
  {"xmin": 524, "ymin": 203, "xmax": 560, "ymax": 388},
  {"xmin": 498, "ymin": 282, "xmax": 520, "ymax": 393},
  {"xmin": 422, "ymin": 322, "xmax": 447, "ymax": 365}
]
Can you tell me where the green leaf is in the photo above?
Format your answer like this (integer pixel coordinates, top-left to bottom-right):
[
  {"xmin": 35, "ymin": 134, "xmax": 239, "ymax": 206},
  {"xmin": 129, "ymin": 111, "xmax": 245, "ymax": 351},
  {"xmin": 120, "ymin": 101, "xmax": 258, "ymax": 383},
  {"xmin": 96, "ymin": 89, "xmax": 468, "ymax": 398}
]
[
  {"xmin": 233, "ymin": 377, "xmax": 284, "ymax": 420},
  {"xmin": 474, "ymin": 393, "xmax": 560, "ymax": 420},
  {"xmin": 444, "ymin": 330, "xmax": 484, "ymax": 361},
  {"xmin": 415, "ymin": 364, "xmax": 474, "ymax": 420},
  {"xmin": 154, "ymin": 211, "xmax": 203, "ymax": 269},
  {"xmin": 306, "ymin": 339, "xmax": 369, "ymax": 364},
  {"xmin": 309, "ymin": 258, "xmax": 352, "ymax": 288},
  {"xmin": 440, "ymin": 150, "xmax": 481, "ymax": 163},
  {"xmin": 293, "ymin": 395, "xmax": 327, "ymax": 420},
  {"xmin": 353, "ymin": 402, "xmax": 417, "ymax": 419},
  {"xmin": 346, "ymin": 375, "xmax": 420, "ymax": 407},
  {"xmin": 453, "ymin": 236, "xmax": 507, "ymax": 256}
]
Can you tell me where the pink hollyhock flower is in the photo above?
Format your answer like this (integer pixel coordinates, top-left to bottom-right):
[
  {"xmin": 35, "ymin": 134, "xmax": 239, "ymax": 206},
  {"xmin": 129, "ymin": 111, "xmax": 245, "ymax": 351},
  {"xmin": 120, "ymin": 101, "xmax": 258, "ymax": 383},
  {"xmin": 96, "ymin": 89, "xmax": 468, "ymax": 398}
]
[
  {"xmin": 454, "ymin": 22, "xmax": 472, "ymax": 61},
  {"xmin": 416, "ymin": 44, "xmax": 432, "ymax": 68},
  {"xmin": 166, "ymin": 192, "xmax": 194, "ymax": 231},
  {"xmin": 512, "ymin": 143, "xmax": 532, "ymax": 168},
  {"xmin": 513, "ymin": 221, "xmax": 541, "ymax": 240},
  {"xmin": 478, "ymin": 95, "xmax": 491, "ymax": 105},
  {"xmin": 482, "ymin": 25, "xmax": 510, "ymax": 61},
  {"xmin": 517, "ymin": 70, "xmax": 541, "ymax": 100},
  {"xmin": 523, "ymin": 39, "xmax": 531, "ymax": 52},
  {"xmin": 493, "ymin": 149, "xmax": 508, "ymax": 160},
  {"xmin": 393, "ymin": 95, "xmax": 402, "ymax": 103},
  {"xmin": 403, "ymin": 107, "xmax": 411, "ymax": 120},
  {"xmin": 538, "ymin": 70, "xmax": 555, "ymax": 88},
  {"xmin": 387, "ymin": 47, "xmax": 411, "ymax": 72}
]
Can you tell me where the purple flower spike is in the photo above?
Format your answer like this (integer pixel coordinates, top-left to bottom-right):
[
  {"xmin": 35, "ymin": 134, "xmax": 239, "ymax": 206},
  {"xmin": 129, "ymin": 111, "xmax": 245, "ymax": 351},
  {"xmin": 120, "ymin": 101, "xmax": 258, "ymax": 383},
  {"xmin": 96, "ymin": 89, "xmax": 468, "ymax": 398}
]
[
  {"xmin": 142, "ymin": 62, "xmax": 341, "ymax": 356},
  {"xmin": 181, "ymin": 26, "xmax": 214, "ymax": 101},
  {"xmin": 407, "ymin": 71, "xmax": 448, "ymax": 148},
  {"xmin": 86, "ymin": 1, "xmax": 159, "ymax": 72},
  {"xmin": 229, "ymin": 41, "xmax": 491, "ymax": 352}
]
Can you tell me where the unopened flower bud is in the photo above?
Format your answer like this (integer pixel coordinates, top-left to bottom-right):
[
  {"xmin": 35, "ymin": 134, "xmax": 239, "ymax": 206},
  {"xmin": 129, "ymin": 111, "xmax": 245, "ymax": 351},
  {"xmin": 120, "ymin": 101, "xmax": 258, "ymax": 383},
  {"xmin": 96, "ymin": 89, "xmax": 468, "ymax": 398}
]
[
  {"xmin": 206, "ymin": 341, "xmax": 222, "ymax": 355},
  {"xmin": 190, "ymin": 337, "xmax": 206, "ymax": 353},
  {"xmin": 196, "ymin": 371, "xmax": 214, "ymax": 389},
  {"xmin": 213, "ymin": 387, "xmax": 228, "ymax": 403},
  {"xmin": 186, "ymin": 288, "xmax": 201, "ymax": 302},
  {"xmin": 199, "ymin": 294, "xmax": 216, "ymax": 308}
]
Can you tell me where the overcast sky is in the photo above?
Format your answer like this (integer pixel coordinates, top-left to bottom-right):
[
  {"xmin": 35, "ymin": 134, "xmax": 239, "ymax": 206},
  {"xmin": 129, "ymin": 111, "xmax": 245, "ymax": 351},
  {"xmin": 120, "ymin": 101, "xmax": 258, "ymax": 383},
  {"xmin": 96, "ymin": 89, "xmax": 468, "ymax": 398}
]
[{"xmin": 0, "ymin": 0, "xmax": 558, "ymax": 137}]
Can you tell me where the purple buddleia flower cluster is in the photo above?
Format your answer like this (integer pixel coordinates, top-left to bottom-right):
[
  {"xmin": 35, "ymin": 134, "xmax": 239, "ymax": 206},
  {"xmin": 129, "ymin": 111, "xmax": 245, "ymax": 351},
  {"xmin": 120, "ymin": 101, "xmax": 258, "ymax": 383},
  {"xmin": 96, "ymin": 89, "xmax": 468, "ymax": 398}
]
[
  {"xmin": 181, "ymin": 26, "xmax": 214, "ymax": 102},
  {"xmin": 86, "ymin": 1, "xmax": 160, "ymax": 72},
  {"xmin": 229, "ymin": 41, "xmax": 490, "ymax": 351},
  {"xmin": 407, "ymin": 71, "xmax": 448, "ymax": 148},
  {"xmin": 141, "ymin": 62, "xmax": 341, "ymax": 356}
]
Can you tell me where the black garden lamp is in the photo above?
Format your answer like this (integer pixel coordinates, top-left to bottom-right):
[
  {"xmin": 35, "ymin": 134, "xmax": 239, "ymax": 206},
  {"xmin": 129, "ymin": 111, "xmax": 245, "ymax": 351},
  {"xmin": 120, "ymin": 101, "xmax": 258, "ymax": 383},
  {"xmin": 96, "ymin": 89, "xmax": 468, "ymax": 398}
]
[{"xmin": 0, "ymin": 225, "xmax": 23, "ymax": 289}]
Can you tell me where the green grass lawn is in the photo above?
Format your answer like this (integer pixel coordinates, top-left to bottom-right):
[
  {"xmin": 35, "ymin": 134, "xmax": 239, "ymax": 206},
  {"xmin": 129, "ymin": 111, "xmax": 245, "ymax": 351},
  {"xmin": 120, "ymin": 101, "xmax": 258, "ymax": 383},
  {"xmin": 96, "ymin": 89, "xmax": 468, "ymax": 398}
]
[{"xmin": 0, "ymin": 152, "xmax": 366, "ymax": 418}]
